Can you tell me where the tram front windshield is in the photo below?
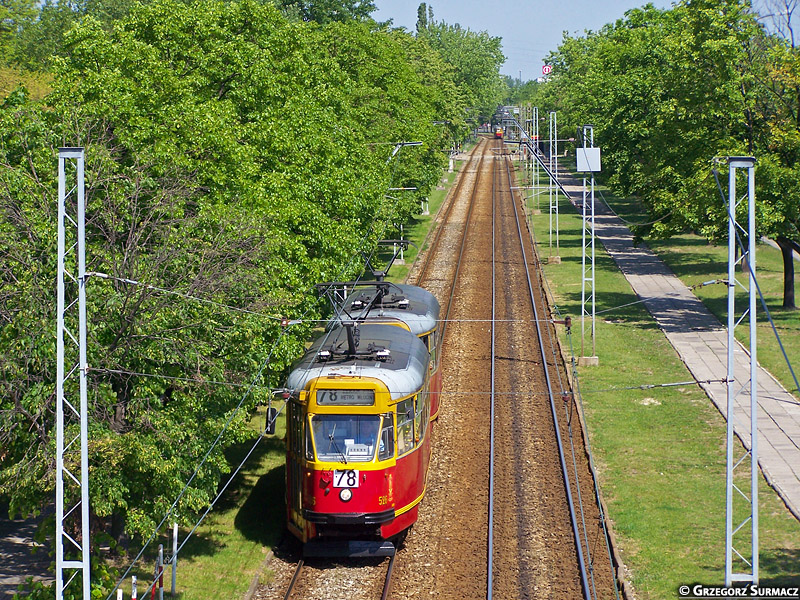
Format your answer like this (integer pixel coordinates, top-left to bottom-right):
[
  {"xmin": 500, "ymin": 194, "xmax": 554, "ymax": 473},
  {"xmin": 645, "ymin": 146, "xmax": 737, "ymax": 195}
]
[{"xmin": 311, "ymin": 414, "xmax": 381, "ymax": 463}]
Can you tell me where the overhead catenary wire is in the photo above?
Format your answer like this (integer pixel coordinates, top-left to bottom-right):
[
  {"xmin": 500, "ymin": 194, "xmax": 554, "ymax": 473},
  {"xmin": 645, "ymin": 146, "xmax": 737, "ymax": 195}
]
[
  {"xmin": 85, "ymin": 271, "xmax": 288, "ymax": 321},
  {"xmin": 89, "ymin": 367, "xmax": 272, "ymax": 389},
  {"xmin": 592, "ymin": 279, "xmax": 729, "ymax": 317}
]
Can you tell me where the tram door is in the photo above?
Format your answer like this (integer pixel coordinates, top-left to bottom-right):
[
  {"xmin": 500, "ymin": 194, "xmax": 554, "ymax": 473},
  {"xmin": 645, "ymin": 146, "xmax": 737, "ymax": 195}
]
[{"xmin": 286, "ymin": 401, "xmax": 306, "ymax": 537}]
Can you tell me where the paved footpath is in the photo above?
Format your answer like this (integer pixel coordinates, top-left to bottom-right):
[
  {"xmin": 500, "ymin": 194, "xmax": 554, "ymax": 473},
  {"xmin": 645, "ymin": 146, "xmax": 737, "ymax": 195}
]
[
  {"xmin": 556, "ymin": 171, "xmax": 800, "ymax": 521},
  {"xmin": 0, "ymin": 506, "xmax": 51, "ymax": 599}
]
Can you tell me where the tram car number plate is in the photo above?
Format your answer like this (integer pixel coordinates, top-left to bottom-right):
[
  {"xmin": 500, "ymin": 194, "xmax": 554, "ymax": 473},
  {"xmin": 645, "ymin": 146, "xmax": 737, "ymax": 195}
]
[{"xmin": 333, "ymin": 470, "xmax": 359, "ymax": 488}]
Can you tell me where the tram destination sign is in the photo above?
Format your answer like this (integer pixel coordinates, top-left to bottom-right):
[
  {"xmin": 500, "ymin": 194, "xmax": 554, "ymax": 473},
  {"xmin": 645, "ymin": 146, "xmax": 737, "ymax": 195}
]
[{"xmin": 316, "ymin": 389, "xmax": 375, "ymax": 406}]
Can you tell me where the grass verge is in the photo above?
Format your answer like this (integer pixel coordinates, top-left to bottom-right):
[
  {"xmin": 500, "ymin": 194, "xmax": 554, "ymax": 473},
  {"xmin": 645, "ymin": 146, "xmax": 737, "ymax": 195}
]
[
  {"xmin": 597, "ymin": 185, "xmax": 800, "ymax": 398},
  {"xmin": 521, "ymin": 162, "xmax": 800, "ymax": 598}
]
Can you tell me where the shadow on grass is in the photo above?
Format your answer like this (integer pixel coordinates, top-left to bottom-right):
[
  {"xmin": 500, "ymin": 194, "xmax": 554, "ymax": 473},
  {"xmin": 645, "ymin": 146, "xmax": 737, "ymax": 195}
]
[
  {"xmin": 216, "ymin": 435, "xmax": 285, "ymax": 512},
  {"xmin": 173, "ymin": 435, "xmax": 286, "ymax": 562},
  {"xmin": 761, "ymin": 548, "xmax": 800, "ymax": 585},
  {"xmin": 234, "ymin": 463, "xmax": 286, "ymax": 547},
  {"xmin": 547, "ymin": 226, "xmax": 584, "ymax": 250},
  {"xmin": 558, "ymin": 289, "xmax": 660, "ymax": 330},
  {"xmin": 653, "ymin": 248, "xmax": 728, "ymax": 279}
]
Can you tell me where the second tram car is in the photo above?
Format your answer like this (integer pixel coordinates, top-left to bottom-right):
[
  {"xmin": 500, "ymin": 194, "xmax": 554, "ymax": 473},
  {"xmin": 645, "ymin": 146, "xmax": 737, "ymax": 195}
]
[
  {"xmin": 285, "ymin": 322, "xmax": 434, "ymax": 556},
  {"xmin": 330, "ymin": 282, "xmax": 442, "ymax": 419}
]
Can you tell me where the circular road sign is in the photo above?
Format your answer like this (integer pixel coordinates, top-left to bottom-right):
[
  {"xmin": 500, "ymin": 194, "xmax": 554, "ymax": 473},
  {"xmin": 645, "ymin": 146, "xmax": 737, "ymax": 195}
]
[{"xmin": 542, "ymin": 65, "xmax": 553, "ymax": 75}]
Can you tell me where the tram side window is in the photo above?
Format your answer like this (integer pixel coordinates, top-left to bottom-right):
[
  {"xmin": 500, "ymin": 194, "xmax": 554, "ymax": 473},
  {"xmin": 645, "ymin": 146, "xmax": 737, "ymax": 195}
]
[
  {"xmin": 286, "ymin": 403, "xmax": 295, "ymax": 453},
  {"xmin": 414, "ymin": 394, "xmax": 425, "ymax": 442},
  {"xmin": 378, "ymin": 413, "xmax": 394, "ymax": 460},
  {"xmin": 396, "ymin": 398, "xmax": 415, "ymax": 456},
  {"xmin": 289, "ymin": 403, "xmax": 300, "ymax": 455},
  {"xmin": 304, "ymin": 415, "xmax": 314, "ymax": 461}
]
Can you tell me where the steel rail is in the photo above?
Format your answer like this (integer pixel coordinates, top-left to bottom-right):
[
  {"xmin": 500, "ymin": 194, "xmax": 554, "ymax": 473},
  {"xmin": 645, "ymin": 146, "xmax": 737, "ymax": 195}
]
[
  {"xmin": 284, "ymin": 555, "xmax": 394, "ymax": 600},
  {"xmin": 487, "ymin": 139, "xmax": 499, "ymax": 600},
  {"xmin": 283, "ymin": 559, "xmax": 304, "ymax": 600},
  {"xmin": 380, "ymin": 552, "xmax": 396, "ymax": 600},
  {"xmin": 416, "ymin": 142, "xmax": 487, "ymax": 348},
  {"xmin": 501, "ymin": 153, "xmax": 592, "ymax": 599}
]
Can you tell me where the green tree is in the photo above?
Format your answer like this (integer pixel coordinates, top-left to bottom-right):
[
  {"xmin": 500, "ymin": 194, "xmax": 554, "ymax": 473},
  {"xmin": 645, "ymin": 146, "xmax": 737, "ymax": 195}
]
[
  {"xmin": 418, "ymin": 16, "xmax": 505, "ymax": 121},
  {"xmin": 10, "ymin": 0, "xmax": 160, "ymax": 71},
  {"xmin": 742, "ymin": 29, "xmax": 800, "ymax": 307},
  {"xmin": 0, "ymin": 0, "xmax": 36, "ymax": 64},
  {"xmin": 541, "ymin": 0, "xmax": 800, "ymax": 307},
  {"xmin": 0, "ymin": 0, "xmax": 449, "ymax": 560},
  {"xmin": 274, "ymin": 0, "xmax": 376, "ymax": 24},
  {"xmin": 415, "ymin": 2, "xmax": 427, "ymax": 33}
]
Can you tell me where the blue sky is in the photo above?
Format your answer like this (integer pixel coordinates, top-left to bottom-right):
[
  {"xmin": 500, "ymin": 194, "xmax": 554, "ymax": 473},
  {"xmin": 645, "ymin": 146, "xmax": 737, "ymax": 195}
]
[{"xmin": 372, "ymin": 0, "xmax": 675, "ymax": 80}]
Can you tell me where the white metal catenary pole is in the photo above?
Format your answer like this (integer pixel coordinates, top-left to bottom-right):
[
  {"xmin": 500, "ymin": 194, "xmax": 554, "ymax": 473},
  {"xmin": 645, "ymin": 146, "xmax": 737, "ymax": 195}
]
[
  {"xmin": 577, "ymin": 126, "xmax": 600, "ymax": 364},
  {"xmin": 724, "ymin": 156, "xmax": 759, "ymax": 586},
  {"xmin": 56, "ymin": 147, "xmax": 91, "ymax": 600},
  {"xmin": 548, "ymin": 111, "xmax": 560, "ymax": 262}
]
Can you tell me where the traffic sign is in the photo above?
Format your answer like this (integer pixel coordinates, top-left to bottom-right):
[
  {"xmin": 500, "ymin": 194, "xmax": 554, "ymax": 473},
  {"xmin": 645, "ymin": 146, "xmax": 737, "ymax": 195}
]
[{"xmin": 542, "ymin": 65, "xmax": 553, "ymax": 75}]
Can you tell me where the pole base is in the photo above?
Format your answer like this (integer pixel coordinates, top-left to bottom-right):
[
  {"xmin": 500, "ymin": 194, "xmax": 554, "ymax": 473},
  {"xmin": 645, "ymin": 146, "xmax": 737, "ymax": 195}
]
[
  {"xmin": 532, "ymin": 209, "xmax": 542, "ymax": 215},
  {"xmin": 578, "ymin": 356, "xmax": 599, "ymax": 366},
  {"xmin": 548, "ymin": 256, "xmax": 562, "ymax": 264}
]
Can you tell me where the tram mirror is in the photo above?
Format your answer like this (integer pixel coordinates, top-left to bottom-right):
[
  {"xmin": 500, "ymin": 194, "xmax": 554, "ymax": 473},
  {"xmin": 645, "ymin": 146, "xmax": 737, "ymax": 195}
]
[{"xmin": 265, "ymin": 407, "xmax": 277, "ymax": 435}]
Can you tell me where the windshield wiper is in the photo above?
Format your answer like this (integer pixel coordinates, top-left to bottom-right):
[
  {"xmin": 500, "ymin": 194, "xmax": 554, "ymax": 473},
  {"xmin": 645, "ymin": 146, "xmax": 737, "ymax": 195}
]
[{"xmin": 328, "ymin": 423, "xmax": 347, "ymax": 464}]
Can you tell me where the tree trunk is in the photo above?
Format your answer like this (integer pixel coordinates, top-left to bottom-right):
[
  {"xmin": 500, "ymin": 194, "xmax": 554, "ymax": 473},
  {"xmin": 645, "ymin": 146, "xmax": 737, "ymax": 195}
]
[{"xmin": 776, "ymin": 236, "xmax": 799, "ymax": 309}]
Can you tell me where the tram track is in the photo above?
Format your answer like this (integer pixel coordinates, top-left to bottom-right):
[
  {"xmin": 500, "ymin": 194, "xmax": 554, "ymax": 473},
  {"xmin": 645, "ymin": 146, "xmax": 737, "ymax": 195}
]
[
  {"xmin": 280, "ymin": 553, "xmax": 395, "ymax": 600},
  {"xmin": 490, "ymin": 142, "xmax": 618, "ymax": 599},
  {"xmin": 491, "ymin": 145, "xmax": 591, "ymax": 598},
  {"xmin": 393, "ymin": 137, "xmax": 618, "ymax": 599}
]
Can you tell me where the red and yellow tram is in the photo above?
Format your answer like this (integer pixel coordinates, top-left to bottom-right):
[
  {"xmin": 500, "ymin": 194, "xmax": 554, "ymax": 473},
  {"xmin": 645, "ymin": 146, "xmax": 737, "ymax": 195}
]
[
  {"xmin": 285, "ymin": 321, "xmax": 435, "ymax": 556},
  {"xmin": 495, "ymin": 127, "xmax": 504, "ymax": 139}
]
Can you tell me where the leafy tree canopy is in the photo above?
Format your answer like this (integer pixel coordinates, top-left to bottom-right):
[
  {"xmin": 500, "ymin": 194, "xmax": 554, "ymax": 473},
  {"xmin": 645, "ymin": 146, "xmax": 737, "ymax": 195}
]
[
  {"xmin": 273, "ymin": 0, "xmax": 376, "ymax": 24},
  {"xmin": 416, "ymin": 11, "xmax": 506, "ymax": 121},
  {"xmin": 533, "ymin": 0, "xmax": 800, "ymax": 306},
  {"xmin": 0, "ymin": 0, "xmax": 455, "ymax": 566}
]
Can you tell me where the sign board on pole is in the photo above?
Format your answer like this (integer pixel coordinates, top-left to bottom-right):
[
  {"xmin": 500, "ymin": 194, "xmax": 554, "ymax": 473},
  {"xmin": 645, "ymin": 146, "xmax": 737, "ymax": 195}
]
[
  {"xmin": 576, "ymin": 147, "xmax": 601, "ymax": 172},
  {"xmin": 542, "ymin": 65, "xmax": 553, "ymax": 75}
]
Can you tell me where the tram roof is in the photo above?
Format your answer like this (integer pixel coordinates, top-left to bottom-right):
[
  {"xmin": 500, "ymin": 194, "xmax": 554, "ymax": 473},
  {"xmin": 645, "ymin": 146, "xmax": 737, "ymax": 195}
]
[
  {"xmin": 332, "ymin": 283, "xmax": 440, "ymax": 336},
  {"xmin": 286, "ymin": 323, "xmax": 429, "ymax": 401}
]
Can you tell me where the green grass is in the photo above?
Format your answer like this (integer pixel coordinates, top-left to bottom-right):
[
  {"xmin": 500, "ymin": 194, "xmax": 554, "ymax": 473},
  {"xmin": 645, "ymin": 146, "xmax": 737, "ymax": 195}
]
[
  {"xmin": 523, "ymin": 164, "xmax": 800, "ymax": 598},
  {"xmin": 168, "ymin": 407, "xmax": 287, "ymax": 599}
]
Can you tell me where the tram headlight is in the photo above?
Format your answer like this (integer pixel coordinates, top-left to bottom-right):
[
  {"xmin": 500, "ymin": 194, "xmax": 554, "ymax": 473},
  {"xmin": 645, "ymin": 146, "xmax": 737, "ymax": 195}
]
[{"xmin": 339, "ymin": 488, "xmax": 352, "ymax": 502}]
